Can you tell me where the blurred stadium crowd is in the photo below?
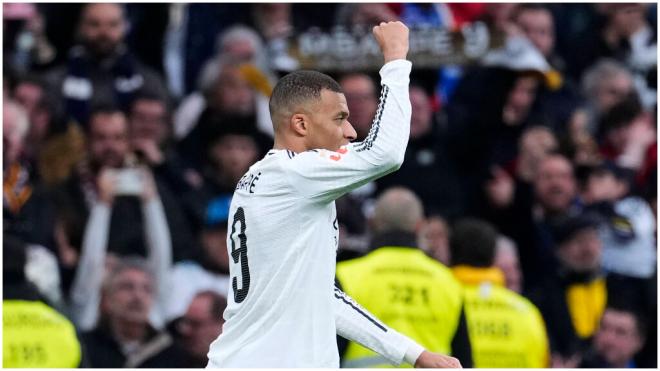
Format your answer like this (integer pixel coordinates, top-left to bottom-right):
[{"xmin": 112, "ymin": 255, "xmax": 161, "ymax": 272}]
[{"xmin": 2, "ymin": 2, "xmax": 657, "ymax": 368}]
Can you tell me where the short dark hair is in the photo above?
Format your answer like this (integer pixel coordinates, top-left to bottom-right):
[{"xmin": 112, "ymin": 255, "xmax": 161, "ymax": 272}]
[
  {"xmin": 409, "ymin": 80, "xmax": 432, "ymax": 96},
  {"xmin": 12, "ymin": 74, "xmax": 55, "ymax": 113},
  {"xmin": 577, "ymin": 160, "xmax": 634, "ymax": 191},
  {"xmin": 129, "ymin": 92, "xmax": 172, "ymax": 131},
  {"xmin": 269, "ymin": 70, "xmax": 342, "ymax": 128},
  {"xmin": 599, "ymin": 93, "xmax": 642, "ymax": 136},
  {"xmin": 204, "ymin": 113, "xmax": 259, "ymax": 151},
  {"xmin": 130, "ymin": 91, "xmax": 168, "ymax": 112},
  {"xmin": 85, "ymin": 104, "xmax": 127, "ymax": 133},
  {"xmin": 604, "ymin": 303, "xmax": 648, "ymax": 341},
  {"xmin": 450, "ymin": 218, "xmax": 498, "ymax": 267},
  {"xmin": 195, "ymin": 290, "xmax": 228, "ymax": 320},
  {"xmin": 339, "ymin": 72, "xmax": 378, "ymax": 94},
  {"xmin": 87, "ymin": 104, "xmax": 125, "ymax": 123},
  {"xmin": 551, "ymin": 212, "xmax": 601, "ymax": 247}
]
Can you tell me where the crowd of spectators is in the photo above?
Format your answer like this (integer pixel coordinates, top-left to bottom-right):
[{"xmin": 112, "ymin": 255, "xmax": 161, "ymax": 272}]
[{"xmin": 3, "ymin": 3, "xmax": 656, "ymax": 368}]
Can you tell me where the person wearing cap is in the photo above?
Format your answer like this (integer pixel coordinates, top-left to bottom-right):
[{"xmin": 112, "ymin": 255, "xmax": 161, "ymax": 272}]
[
  {"xmin": 579, "ymin": 160, "xmax": 657, "ymax": 367},
  {"xmin": 528, "ymin": 211, "xmax": 626, "ymax": 367},
  {"xmin": 580, "ymin": 160, "xmax": 656, "ymax": 280}
]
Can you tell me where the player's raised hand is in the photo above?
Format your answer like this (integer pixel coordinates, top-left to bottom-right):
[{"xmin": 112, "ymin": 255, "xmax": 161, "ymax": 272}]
[
  {"xmin": 414, "ymin": 351, "xmax": 462, "ymax": 368},
  {"xmin": 372, "ymin": 21, "xmax": 409, "ymax": 64}
]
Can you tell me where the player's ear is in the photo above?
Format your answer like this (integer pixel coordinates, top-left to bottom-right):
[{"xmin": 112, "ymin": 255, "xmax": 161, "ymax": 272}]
[{"xmin": 290, "ymin": 113, "xmax": 309, "ymax": 137}]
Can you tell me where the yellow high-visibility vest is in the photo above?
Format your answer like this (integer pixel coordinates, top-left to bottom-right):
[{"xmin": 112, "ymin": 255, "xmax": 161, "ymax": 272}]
[
  {"xmin": 453, "ymin": 266, "xmax": 550, "ymax": 368},
  {"xmin": 3, "ymin": 300, "xmax": 82, "ymax": 368},
  {"xmin": 337, "ymin": 247, "xmax": 464, "ymax": 368}
]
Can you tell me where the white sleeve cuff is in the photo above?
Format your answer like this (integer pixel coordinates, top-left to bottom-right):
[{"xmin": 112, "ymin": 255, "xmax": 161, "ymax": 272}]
[
  {"xmin": 379, "ymin": 59, "xmax": 412, "ymax": 83},
  {"xmin": 404, "ymin": 341, "xmax": 426, "ymax": 366}
]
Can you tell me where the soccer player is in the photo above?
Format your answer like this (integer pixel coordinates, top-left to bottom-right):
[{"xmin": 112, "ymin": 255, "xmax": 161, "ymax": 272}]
[{"xmin": 206, "ymin": 21, "xmax": 461, "ymax": 368}]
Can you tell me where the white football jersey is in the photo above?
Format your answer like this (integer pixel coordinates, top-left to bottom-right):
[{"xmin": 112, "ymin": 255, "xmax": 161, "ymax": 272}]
[{"xmin": 207, "ymin": 60, "xmax": 421, "ymax": 367}]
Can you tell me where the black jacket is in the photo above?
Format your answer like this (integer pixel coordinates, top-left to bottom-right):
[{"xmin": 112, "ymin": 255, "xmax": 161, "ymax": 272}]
[{"xmin": 81, "ymin": 322, "xmax": 188, "ymax": 368}]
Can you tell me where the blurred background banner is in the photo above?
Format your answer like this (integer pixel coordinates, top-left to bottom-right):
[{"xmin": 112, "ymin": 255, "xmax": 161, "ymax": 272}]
[{"xmin": 293, "ymin": 22, "xmax": 504, "ymax": 71}]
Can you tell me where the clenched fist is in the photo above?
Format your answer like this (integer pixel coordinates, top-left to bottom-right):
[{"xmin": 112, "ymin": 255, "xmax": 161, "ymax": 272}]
[{"xmin": 372, "ymin": 21, "xmax": 409, "ymax": 63}]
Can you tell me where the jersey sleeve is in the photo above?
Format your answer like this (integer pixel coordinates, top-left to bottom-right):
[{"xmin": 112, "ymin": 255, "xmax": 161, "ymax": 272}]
[
  {"xmin": 282, "ymin": 60, "xmax": 412, "ymax": 204},
  {"xmin": 333, "ymin": 286, "xmax": 424, "ymax": 366}
]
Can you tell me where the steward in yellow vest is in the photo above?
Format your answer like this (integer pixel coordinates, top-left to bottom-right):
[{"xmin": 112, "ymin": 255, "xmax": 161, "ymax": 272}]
[
  {"xmin": 450, "ymin": 218, "xmax": 550, "ymax": 368},
  {"xmin": 337, "ymin": 232, "xmax": 472, "ymax": 368},
  {"xmin": 453, "ymin": 265, "xmax": 549, "ymax": 367},
  {"xmin": 336, "ymin": 187, "xmax": 471, "ymax": 368},
  {"xmin": 3, "ymin": 236, "xmax": 82, "ymax": 368},
  {"xmin": 3, "ymin": 299, "xmax": 82, "ymax": 368}
]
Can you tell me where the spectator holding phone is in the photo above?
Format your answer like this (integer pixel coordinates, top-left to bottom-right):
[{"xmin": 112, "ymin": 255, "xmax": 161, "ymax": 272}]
[
  {"xmin": 48, "ymin": 106, "xmax": 190, "ymax": 298},
  {"xmin": 69, "ymin": 165, "xmax": 172, "ymax": 331}
]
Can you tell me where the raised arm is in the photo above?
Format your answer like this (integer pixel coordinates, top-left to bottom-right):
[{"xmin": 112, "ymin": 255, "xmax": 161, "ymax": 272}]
[
  {"xmin": 139, "ymin": 169, "xmax": 172, "ymax": 329},
  {"xmin": 283, "ymin": 22, "xmax": 413, "ymax": 203},
  {"xmin": 69, "ymin": 170, "xmax": 115, "ymax": 330}
]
